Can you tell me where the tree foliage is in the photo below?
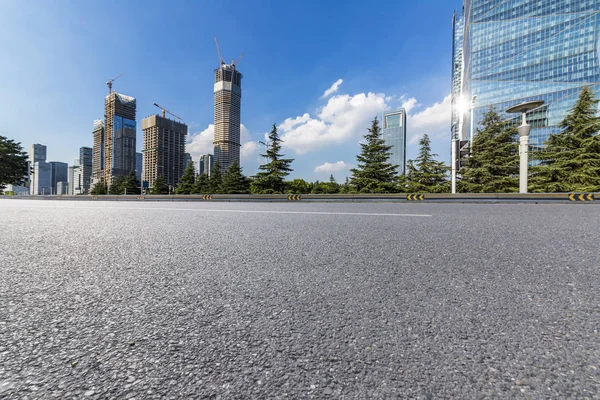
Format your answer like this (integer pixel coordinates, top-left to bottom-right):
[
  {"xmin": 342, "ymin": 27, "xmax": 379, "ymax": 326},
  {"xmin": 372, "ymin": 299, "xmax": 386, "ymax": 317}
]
[
  {"xmin": 406, "ymin": 134, "xmax": 450, "ymax": 193},
  {"xmin": 530, "ymin": 86, "xmax": 600, "ymax": 192},
  {"xmin": 175, "ymin": 162, "xmax": 196, "ymax": 194},
  {"xmin": 458, "ymin": 108, "xmax": 519, "ymax": 193},
  {"xmin": 252, "ymin": 124, "xmax": 294, "ymax": 194},
  {"xmin": 109, "ymin": 171, "xmax": 140, "ymax": 195},
  {"xmin": 150, "ymin": 175, "xmax": 169, "ymax": 195},
  {"xmin": 194, "ymin": 173, "xmax": 211, "ymax": 194},
  {"xmin": 90, "ymin": 182, "xmax": 107, "ymax": 195},
  {"xmin": 209, "ymin": 162, "xmax": 223, "ymax": 193},
  {"xmin": 0, "ymin": 135, "xmax": 29, "ymax": 192},
  {"xmin": 350, "ymin": 117, "xmax": 399, "ymax": 193},
  {"xmin": 221, "ymin": 161, "xmax": 251, "ymax": 194}
]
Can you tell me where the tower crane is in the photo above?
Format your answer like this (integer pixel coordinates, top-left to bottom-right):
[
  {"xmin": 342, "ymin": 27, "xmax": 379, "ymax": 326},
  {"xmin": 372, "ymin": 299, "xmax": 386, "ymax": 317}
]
[
  {"xmin": 106, "ymin": 73, "xmax": 123, "ymax": 94},
  {"xmin": 153, "ymin": 103, "xmax": 184, "ymax": 122},
  {"xmin": 232, "ymin": 53, "xmax": 244, "ymax": 68},
  {"xmin": 214, "ymin": 36, "xmax": 225, "ymax": 66}
]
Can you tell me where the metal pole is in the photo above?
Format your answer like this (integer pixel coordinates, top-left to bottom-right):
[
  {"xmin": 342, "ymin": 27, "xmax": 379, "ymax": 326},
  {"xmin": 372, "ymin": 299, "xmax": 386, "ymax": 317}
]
[
  {"xmin": 469, "ymin": 96, "xmax": 476, "ymax": 151},
  {"xmin": 518, "ymin": 112, "xmax": 530, "ymax": 194},
  {"xmin": 451, "ymin": 139, "xmax": 457, "ymax": 194}
]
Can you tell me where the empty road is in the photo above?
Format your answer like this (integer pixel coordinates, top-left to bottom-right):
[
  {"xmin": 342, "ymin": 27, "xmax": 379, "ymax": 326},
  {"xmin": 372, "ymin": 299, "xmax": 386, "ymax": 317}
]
[{"xmin": 1, "ymin": 200, "xmax": 599, "ymax": 398}]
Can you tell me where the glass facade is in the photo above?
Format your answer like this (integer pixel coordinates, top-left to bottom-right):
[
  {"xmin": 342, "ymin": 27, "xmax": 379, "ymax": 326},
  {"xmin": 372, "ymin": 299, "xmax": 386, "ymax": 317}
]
[
  {"xmin": 382, "ymin": 109, "xmax": 407, "ymax": 175},
  {"xmin": 452, "ymin": 0, "xmax": 600, "ymax": 151}
]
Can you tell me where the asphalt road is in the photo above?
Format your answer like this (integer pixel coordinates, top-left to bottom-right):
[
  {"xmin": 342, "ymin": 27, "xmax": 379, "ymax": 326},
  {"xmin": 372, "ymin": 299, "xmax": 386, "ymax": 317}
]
[{"xmin": 1, "ymin": 200, "xmax": 599, "ymax": 399}]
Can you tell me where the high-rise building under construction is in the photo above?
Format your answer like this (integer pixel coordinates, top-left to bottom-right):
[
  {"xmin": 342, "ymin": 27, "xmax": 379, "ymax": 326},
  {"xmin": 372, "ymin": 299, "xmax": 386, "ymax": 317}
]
[
  {"xmin": 141, "ymin": 115, "xmax": 188, "ymax": 188},
  {"xmin": 213, "ymin": 62, "xmax": 242, "ymax": 172},
  {"xmin": 95, "ymin": 92, "xmax": 136, "ymax": 186},
  {"xmin": 91, "ymin": 120, "xmax": 104, "ymax": 184}
]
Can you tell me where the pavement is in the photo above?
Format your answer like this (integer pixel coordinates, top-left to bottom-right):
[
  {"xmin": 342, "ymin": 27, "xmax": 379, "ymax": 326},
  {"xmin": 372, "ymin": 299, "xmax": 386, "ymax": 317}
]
[{"xmin": 0, "ymin": 200, "xmax": 599, "ymax": 399}]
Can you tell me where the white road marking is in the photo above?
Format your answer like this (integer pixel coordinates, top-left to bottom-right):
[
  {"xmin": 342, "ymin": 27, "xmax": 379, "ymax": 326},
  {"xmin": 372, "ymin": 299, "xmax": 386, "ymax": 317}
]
[{"xmin": 0, "ymin": 203, "xmax": 432, "ymax": 217}]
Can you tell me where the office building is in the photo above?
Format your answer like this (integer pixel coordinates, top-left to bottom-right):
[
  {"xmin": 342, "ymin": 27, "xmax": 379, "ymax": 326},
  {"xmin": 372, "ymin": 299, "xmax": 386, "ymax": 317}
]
[
  {"xmin": 199, "ymin": 154, "xmax": 214, "ymax": 176},
  {"xmin": 57, "ymin": 182, "xmax": 68, "ymax": 195},
  {"xmin": 184, "ymin": 153, "xmax": 192, "ymax": 169},
  {"xmin": 68, "ymin": 165, "xmax": 77, "ymax": 195},
  {"xmin": 32, "ymin": 162, "xmax": 51, "ymax": 195},
  {"xmin": 452, "ymin": 1, "xmax": 600, "ymax": 154},
  {"xmin": 142, "ymin": 115, "xmax": 188, "ymax": 188},
  {"xmin": 92, "ymin": 120, "xmax": 104, "ymax": 185},
  {"xmin": 135, "ymin": 152, "xmax": 142, "ymax": 182},
  {"xmin": 50, "ymin": 162, "xmax": 68, "ymax": 194},
  {"xmin": 73, "ymin": 166, "xmax": 84, "ymax": 194},
  {"xmin": 214, "ymin": 61, "xmax": 242, "ymax": 171},
  {"xmin": 29, "ymin": 144, "xmax": 47, "ymax": 164},
  {"xmin": 382, "ymin": 109, "xmax": 407, "ymax": 175},
  {"xmin": 100, "ymin": 93, "xmax": 136, "ymax": 186},
  {"xmin": 78, "ymin": 147, "xmax": 93, "ymax": 194}
]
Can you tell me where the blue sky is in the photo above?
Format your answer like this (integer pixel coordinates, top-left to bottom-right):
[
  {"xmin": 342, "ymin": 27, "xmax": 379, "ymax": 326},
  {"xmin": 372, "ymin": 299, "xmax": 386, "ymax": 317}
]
[{"xmin": 0, "ymin": 0, "xmax": 458, "ymax": 181}]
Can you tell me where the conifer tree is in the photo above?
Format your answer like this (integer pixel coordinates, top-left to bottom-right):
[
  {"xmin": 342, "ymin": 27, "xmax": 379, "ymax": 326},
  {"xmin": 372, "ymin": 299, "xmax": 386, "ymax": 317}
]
[
  {"xmin": 194, "ymin": 173, "xmax": 210, "ymax": 194},
  {"xmin": 458, "ymin": 108, "xmax": 519, "ymax": 193},
  {"xmin": 221, "ymin": 161, "xmax": 251, "ymax": 194},
  {"xmin": 150, "ymin": 175, "xmax": 169, "ymax": 194},
  {"xmin": 175, "ymin": 163, "xmax": 195, "ymax": 194},
  {"xmin": 406, "ymin": 134, "xmax": 450, "ymax": 193},
  {"xmin": 530, "ymin": 86, "xmax": 600, "ymax": 192},
  {"xmin": 90, "ymin": 182, "xmax": 107, "ymax": 195},
  {"xmin": 252, "ymin": 124, "xmax": 294, "ymax": 193},
  {"xmin": 121, "ymin": 171, "xmax": 140, "ymax": 195},
  {"xmin": 350, "ymin": 117, "xmax": 399, "ymax": 193},
  {"xmin": 209, "ymin": 162, "xmax": 223, "ymax": 194}
]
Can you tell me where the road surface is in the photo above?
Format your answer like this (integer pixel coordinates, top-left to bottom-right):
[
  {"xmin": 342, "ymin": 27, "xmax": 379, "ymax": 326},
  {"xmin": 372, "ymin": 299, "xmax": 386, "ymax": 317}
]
[{"xmin": 1, "ymin": 200, "xmax": 599, "ymax": 398}]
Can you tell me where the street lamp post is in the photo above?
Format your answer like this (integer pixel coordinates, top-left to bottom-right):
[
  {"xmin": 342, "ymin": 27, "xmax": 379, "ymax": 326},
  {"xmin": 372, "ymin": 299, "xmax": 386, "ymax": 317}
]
[{"xmin": 506, "ymin": 100, "xmax": 544, "ymax": 194}]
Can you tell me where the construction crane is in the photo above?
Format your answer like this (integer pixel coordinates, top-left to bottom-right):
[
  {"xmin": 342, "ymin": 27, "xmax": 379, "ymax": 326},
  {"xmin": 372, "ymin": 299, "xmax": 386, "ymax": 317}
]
[
  {"xmin": 232, "ymin": 53, "xmax": 244, "ymax": 68},
  {"xmin": 214, "ymin": 36, "xmax": 225, "ymax": 66},
  {"xmin": 153, "ymin": 103, "xmax": 184, "ymax": 122},
  {"xmin": 106, "ymin": 73, "xmax": 123, "ymax": 94}
]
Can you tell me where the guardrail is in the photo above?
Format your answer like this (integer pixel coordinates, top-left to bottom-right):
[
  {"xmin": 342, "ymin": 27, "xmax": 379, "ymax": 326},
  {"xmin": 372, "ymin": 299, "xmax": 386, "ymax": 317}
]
[{"xmin": 2, "ymin": 192, "xmax": 597, "ymax": 203}]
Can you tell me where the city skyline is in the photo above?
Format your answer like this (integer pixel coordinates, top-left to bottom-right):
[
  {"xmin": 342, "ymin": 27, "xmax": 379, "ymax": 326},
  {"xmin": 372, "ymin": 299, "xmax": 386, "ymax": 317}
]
[{"xmin": 0, "ymin": 0, "xmax": 456, "ymax": 182}]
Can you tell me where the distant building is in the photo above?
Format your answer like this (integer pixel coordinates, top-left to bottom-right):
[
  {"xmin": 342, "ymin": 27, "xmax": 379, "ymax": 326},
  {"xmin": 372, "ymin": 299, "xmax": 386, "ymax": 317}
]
[
  {"xmin": 29, "ymin": 144, "xmax": 47, "ymax": 164},
  {"xmin": 73, "ymin": 167, "xmax": 84, "ymax": 194},
  {"xmin": 68, "ymin": 165, "xmax": 77, "ymax": 195},
  {"xmin": 199, "ymin": 154, "xmax": 214, "ymax": 177},
  {"xmin": 57, "ymin": 182, "xmax": 68, "ymax": 195},
  {"xmin": 142, "ymin": 115, "xmax": 188, "ymax": 188},
  {"xmin": 382, "ymin": 109, "xmax": 407, "ymax": 175},
  {"xmin": 4, "ymin": 184, "xmax": 29, "ymax": 195},
  {"xmin": 50, "ymin": 161, "xmax": 68, "ymax": 194},
  {"xmin": 101, "ymin": 93, "xmax": 136, "ymax": 186},
  {"xmin": 214, "ymin": 60, "xmax": 242, "ymax": 171},
  {"xmin": 135, "ymin": 152, "xmax": 142, "ymax": 182},
  {"xmin": 32, "ymin": 162, "xmax": 51, "ymax": 195},
  {"xmin": 79, "ymin": 147, "xmax": 93, "ymax": 194},
  {"xmin": 92, "ymin": 119, "xmax": 105, "ymax": 186},
  {"xmin": 184, "ymin": 153, "xmax": 192, "ymax": 169}
]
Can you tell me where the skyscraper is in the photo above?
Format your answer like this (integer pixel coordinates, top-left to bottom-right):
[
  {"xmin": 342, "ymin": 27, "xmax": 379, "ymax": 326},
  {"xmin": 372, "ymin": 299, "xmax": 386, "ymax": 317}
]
[
  {"xmin": 29, "ymin": 144, "xmax": 47, "ymax": 164},
  {"xmin": 79, "ymin": 147, "xmax": 93, "ymax": 194},
  {"xmin": 135, "ymin": 152, "xmax": 142, "ymax": 182},
  {"xmin": 199, "ymin": 154, "xmax": 214, "ymax": 177},
  {"xmin": 32, "ymin": 162, "xmax": 51, "ymax": 195},
  {"xmin": 50, "ymin": 162, "xmax": 68, "ymax": 194},
  {"xmin": 382, "ymin": 109, "xmax": 407, "ymax": 175},
  {"xmin": 214, "ymin": 61, "xmax": 242, "ymax": 172},
  {"xmin": 142, "ymin": 115, "xmax": 188, "ymax": 188},
  {"xmin": 184, "ymin": 153, "xmax": 192, "ymax": 169},
  {"xmin": 104, "ymin": 92, "xmax": 136, "ymax": 185},
  {"xmin": 452, "ymin": 1, "xmax": 600, "ymax": 152},
  {"xmin": 92, "ymin": 120, "xmax": 104, "ymax": 185}
]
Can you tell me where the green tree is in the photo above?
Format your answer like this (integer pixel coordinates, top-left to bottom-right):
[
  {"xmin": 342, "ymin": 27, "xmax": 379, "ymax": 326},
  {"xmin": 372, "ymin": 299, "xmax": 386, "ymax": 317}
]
[
  {"xmin": 252, "ymin": 124, "xmax": 294, "ymax": 193},
  {"xmin": 530, "ymin": 86, "xmax": 600, "ymax": 192},
  {"xmin": 150, "ymin": 175, "xmax": 169, "ymax": 194},
  {"xmin": 407, "ymin": 134, "xmax": 450, "ymax": 193},
  {"xmin": 175, "ymin": 162, "xmax": 196, "ymax": 194},
  {"xmin": 285, "ymin": 178, "xmax": 310, "ymax": 194},
  {"xmin": 209, "ymin": 162, "xmax": 223, "ymax": 193},
  {"xmin": 193, "ymin": 173, "xmax": 211, "ymax": 194},
  {"xmin": 108, "ymin": 176, "xmax": 126, "ymax": 195},
  {"xmin": 90, "ymin": 182, "xmax": 108, "ymax": 195},
  {"xmin": 121, "ymin": 171, "xmax": 140, "ymax": 195},
  {"xmin": 349, "ymin": 117, "xmax": 399, "ymax": 193},
  {"xmin": 0, "ymin": 135, "xmax": 29, "ymax": 192},
  {"xmin": 457, "ymin": 108, "xmax": 518, "ymax": 193},
  {"xmin": 221, "ymin": 161, "xmax": 251, "ymax": 194}
]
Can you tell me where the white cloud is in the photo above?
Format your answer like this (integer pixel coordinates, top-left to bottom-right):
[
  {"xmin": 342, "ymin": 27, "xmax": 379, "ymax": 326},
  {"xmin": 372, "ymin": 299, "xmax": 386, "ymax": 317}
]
[
  {"xmin": 322, "ymin": 78, "xmax": 343, "ymax": 98},
  {"xmin": 407, "ymin": 94, "xmax": 451, "ymax": 145},
  {"xmin": 401, "ymin": 97, "xmax": 418, "ymax": 114},
  {"xmin": 187, "ymin": 123, "xmax": 260, "ymax": 163},
  {"xmin": 279, "ymin": 92, "xmax": 387, "ymax": 154},
  {"xmin": 314, "ymin": 161, "xmax": 353, "ymax": 173}
]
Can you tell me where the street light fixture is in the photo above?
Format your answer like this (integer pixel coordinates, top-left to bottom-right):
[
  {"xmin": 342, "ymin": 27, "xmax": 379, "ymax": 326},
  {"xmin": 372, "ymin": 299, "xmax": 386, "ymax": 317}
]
[{"xmin": 506, "ymin": 100, "xmax": 544, "ymax": 194}]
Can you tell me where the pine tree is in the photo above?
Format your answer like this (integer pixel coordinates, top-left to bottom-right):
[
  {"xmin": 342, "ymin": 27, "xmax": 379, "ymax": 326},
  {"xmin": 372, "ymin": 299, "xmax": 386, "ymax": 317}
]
[
  {"xmin": 193, "ymin": 173, "xmax": 210, "ymax": 194},
  {"xmin": 108, "ymin": 176, "xmax": 126, "ymax": 195},
  {"xmin": 530, "ymin": 87, "xmax": 600, "ymax": 192},
  {"xmin": 221, "ymin": 161, "xmax": 251, "ymax": 194},
  {"xmin": 175, "ymin": 162, "xmax": 196, "ymax": 194},
  {"xmin": 407, "ymin": 134, "xmax": 450, "ymax": 193},
  {"xmin": 458, "ymin": 108, "xmax": 519, "ymax": 193},
  {"xmin": 90, "ymin": 182, "xmax": 107, "ymax": 195},
  {"xmin": 350, "ymin": 117, "xmax": 399, "ymax": 193},
  {"xmin": 150, "ymin": 175, "xmax": 169, "ymax": 195},
  {"xmin": 121, "ymin": 171, "xmax": 140, "ymax": 195},
  {"xmin": 252, "ymin": 124, "xmax": 294, "ymax": 193},
  {"xmin": 209, "ymin": 162, "xmax": 223, "ymax": 194},
  {"xmin": 0, "ymin": 135, "xmax": 29, "ymax": 192}
]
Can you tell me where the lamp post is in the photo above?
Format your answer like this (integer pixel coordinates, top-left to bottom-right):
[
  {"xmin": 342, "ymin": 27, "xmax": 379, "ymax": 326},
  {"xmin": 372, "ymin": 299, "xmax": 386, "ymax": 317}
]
[{"xmin": 506, "ymin": 100, "xmax": 544, "ymax": 194}]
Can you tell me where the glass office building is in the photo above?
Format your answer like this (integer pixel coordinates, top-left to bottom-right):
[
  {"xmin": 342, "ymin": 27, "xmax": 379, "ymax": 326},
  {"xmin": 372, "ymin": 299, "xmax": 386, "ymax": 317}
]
[
  {"xmin": 382, "ymin": 109, "xmax": 407, "ymax": 175},
  {"xmin": 452, "ymin": 0, "xmax": 600, "ymax": 151}
]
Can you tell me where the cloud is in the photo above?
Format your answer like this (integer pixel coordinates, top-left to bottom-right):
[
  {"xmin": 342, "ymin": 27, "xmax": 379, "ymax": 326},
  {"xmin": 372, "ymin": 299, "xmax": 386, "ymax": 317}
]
[
  {"xmin": 322, "ymin": 78, "xmax": 343, "ymax": 98},
  {"xmin": 187, "ymin": 123, "xmax": 260, "ymax": 163},
  {"xmin": 279, "ymin": 92, "xmax": 388, "ymax": 154},
  {"xmin": 401, "ymin": 97, "xmax": 418, "ymax": 114},
  {"xmin": 314, "ymin": 161, "xmax": 353, "ymax": 173},
  {"xmin": 407, "ymin": 94, "xmax": 451, "ymax": 145}
]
